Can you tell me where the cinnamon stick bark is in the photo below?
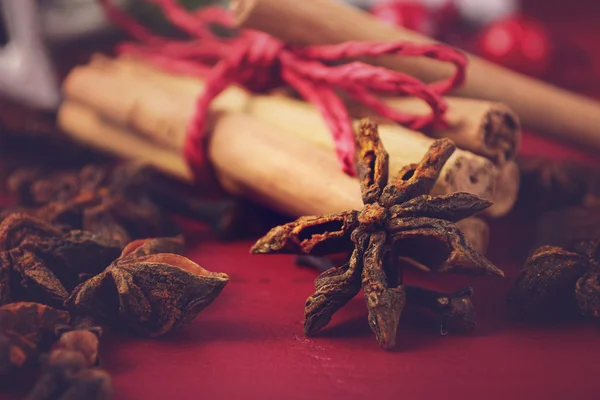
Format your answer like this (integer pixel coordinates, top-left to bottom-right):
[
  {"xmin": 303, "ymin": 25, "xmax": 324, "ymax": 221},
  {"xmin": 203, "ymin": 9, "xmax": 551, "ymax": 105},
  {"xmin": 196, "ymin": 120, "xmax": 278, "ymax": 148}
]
[
  {"xmin": 347, "ymin": 96, "xmax": 521, "ymax": 166},
  {"xmin": 63, "ymin": 55, "xmax": 510, "ymax": 212},
  {"xmin": 57, "ymin": 101, "xmax": 192, "ymax": 181},
  {"xmin": 456, "ymin": 217, "xmax": 490, "ymax": 255},
  {"xmin": 231, "ymin": 0, "xmax": 600, "ymax": 157}
]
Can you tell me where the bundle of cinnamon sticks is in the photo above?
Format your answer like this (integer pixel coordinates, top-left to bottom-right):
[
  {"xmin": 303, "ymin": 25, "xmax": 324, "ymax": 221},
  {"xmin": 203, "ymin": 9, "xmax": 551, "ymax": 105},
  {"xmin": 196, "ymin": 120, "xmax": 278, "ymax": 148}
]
[
  {"xmin": 58, "ymin": 53, "xmax": 520, "ymax": 254},
  {"xmin": 53, "ymin": 0, "xmax": 544, "ymax": 255}
]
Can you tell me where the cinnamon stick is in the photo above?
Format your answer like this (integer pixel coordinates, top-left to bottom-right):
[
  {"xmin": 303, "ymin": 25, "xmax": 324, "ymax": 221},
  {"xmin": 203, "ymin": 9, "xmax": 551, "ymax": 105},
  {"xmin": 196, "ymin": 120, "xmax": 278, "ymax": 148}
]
[
  {"xmin": 57, "ymin": 101, "xmax": 192, "ymax": 182},
  {"xmin": 347, "ymin": 96, "xmax": 521, "ymax": 166},
  {"xmin": 456, "ymin": 217, "xmax": 490, "ymax": 255},
  {"xmin": 63, "ymin": 56, "xmax": 507, "ymax": 211},
  {"xmin": 232, "ymin": 0, "xmax": 600, "ymax": 156}
]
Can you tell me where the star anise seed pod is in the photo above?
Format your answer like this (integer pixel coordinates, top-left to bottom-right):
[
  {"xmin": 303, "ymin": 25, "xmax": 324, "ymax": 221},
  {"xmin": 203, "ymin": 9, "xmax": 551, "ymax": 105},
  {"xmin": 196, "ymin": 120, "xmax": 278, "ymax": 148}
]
[
  {"xmin": 251, "ymin": 119, "xmax": 503, "ymax": 350},
  {"xmin": 65, "ymin": 237, "xmax": 229, "ymax": 337}
]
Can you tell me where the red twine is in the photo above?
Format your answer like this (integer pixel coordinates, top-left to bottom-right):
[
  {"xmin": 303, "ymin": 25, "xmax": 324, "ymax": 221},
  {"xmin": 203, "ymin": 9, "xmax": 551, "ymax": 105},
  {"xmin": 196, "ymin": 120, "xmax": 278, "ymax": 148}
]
[{"xmin": 98, "ymin": 0, "xmax": 468, "ymax": 179}]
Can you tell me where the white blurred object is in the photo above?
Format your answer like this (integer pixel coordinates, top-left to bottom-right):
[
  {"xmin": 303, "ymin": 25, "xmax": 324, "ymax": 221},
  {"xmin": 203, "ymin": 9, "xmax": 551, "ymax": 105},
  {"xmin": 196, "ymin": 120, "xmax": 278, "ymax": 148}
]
[
  {"xmin": 0, "ymin": 0, "xmax": 129, "ymax": 110},
  {"xmin": 454, "ymin": 0, "xmax": 519, "ymax": 26},
  {"xmin": 338, "ymin": 0, "xmax": 383, "ymax": 8}
]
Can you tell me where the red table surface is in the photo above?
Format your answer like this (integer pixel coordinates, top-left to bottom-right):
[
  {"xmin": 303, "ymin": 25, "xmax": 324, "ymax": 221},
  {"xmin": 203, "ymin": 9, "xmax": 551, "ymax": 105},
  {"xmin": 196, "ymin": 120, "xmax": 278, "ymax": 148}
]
[{"xmin": 0, "ymin": 135, "xmax": 598, "ymax": 400}]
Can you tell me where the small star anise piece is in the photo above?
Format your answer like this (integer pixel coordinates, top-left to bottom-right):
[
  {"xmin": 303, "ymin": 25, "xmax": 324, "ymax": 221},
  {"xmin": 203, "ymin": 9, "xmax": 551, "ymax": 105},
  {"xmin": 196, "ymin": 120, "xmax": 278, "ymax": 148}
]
[
  {"xmin": 0, "ymin": 302, "xmax": 69, "ymax": 374},
  {"xmin": 65, "ymin": 237, "xmax": 229, "ymax": 337},
  {"xmin": 251, "ymin": 119, "xmax": 503, "ymax": 349}
]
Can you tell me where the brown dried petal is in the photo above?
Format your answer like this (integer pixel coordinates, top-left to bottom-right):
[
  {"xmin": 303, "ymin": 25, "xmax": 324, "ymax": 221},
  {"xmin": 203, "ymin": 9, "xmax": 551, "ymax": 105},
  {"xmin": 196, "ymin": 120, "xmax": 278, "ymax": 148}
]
[
  {"xmin": 387, "ymin": 217, "xmax": 503, "ymax": 277},
  {"xmin": 0, "ymin": 213, "xmax": 62, "ymax": 251},
  {"xmin": 0, "ymin": 302, "xmax": 69, "ymax": 374},
  {"xmin": 355, "ymin": 119, "xmax": 389, "ymax": 204},
  {"xmin": 379, "ymin": 138, "xmax": 456, "ymax": 207},
  {"xmin": 575, "ymin": 267, "xmax": 600, "ymax": 318},
  {"xmin": 508, "ymin": 246, "xmax": 590, "ymax": 320},
  {"xmin": 9, "ymin": 249, "xmax": 70, "ymax": 307},
  {"xmin": 389, "ymin": 193, "xmax": 492, "ymax": 222},
  {"xmin": 66, "ymin": 255, "xmax": 228, "ymax": 337},
  {"xmin": 303, "ymin": 231, "xmax": 367, "ymax": 336},
  {"xmin": 250, "ymin": 211, "xmax": 358, "ymax": 256},
  {"xmin": 120, "ymin": 236, "xmax": 185, "ymax": 259},
  {"xmin": 361, "ymin": 231, "xmax": 405, "ymax": 350}
]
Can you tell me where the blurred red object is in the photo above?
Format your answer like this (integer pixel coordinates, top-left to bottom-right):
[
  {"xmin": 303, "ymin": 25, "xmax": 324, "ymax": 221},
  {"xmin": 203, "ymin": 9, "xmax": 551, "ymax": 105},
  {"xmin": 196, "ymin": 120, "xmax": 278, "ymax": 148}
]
[
  {"xmin": 370, "ymin": 1, "xmax": 435, "ymax": 35},
  {"xmin": 474, "ymin": 15, "xmax": 553, "ymax": 77}
]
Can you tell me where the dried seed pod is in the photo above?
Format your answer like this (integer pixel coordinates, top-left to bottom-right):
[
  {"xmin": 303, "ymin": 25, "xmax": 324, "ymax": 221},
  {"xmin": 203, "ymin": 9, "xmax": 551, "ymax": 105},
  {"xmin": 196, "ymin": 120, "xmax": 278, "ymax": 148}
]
[
  {"xmin": 252, "ymin": 119, "xmax": 502, "ymax": 350},
  {"xmin": 0, "ymin": 302, "xmax": 69, "ymax": 375},
  {"xmin": 0, "ymin": 214, "xmax": 122, "ymax": 306},
  {"xmin": 507, "ymin": 246, "xmax": 590, "ymax": 320},
  {"xmin": 575, "ymin": 267, "xmax": 600, "ymax": 318},
  {"xmin": 65, "ymin": 238, "xmax": 229, "ymax": 337}
]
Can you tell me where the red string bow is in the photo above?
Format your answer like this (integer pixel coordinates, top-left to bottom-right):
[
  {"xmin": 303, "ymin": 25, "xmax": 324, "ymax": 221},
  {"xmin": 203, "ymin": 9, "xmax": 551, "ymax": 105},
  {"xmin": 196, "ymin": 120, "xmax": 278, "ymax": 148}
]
[{"xmin": 98, "ymin": 0, "xmax": 468, "ymax": 178}]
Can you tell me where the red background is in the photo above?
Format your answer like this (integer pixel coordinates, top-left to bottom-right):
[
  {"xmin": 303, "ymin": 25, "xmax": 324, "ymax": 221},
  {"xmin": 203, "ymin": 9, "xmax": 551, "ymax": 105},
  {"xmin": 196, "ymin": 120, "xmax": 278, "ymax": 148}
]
[{"xmin": 3, "ymin": 0, "xmax": 600, "ymax": 399}]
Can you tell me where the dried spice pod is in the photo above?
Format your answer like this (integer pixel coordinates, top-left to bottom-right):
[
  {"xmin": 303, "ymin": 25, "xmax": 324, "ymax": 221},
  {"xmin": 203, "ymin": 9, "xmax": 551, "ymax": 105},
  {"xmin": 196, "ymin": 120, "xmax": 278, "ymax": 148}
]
[
  {"xmin": 26, "ymin": 318, "xmax": 112, "ymax": 400},
  {"xmin": 0, "ymin": 302, "xmax": 69, "ymax": 375},
  {"xmin": 252, "ymin": 119, "xmax": 502, "ymax": 350},
  {"xmin": 507, "ymin": 246, "xmax": 591, "ymax": 320},
  {"xmin": 575, "ymin": 268, "xmax": 600, "ymax": 318},
  {"xmin": 66, "ymin": 237, "xmax": 229, "ymax": 337},
  {"xmin": 0, "ymin": 214, "xmax": 122, "ymax": 306},
  {"xmin": 405, "ymin": 286, "xmax": 476, "ymax": 335}
]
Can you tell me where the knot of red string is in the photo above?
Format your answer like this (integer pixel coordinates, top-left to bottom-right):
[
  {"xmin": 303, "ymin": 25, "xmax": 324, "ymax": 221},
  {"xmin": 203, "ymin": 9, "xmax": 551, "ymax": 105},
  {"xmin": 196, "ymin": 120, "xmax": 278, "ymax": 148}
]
[{"xmin": 99, "ymin": 0, "xmax": 468, "ymax": 179}]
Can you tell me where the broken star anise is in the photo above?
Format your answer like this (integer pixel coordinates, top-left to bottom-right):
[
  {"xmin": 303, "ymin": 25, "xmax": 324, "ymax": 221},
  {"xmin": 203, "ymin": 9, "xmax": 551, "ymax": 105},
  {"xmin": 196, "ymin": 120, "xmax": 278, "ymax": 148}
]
[
  {"xmin": 65, "ymin": 237, "xmax": 229, "ymax": 337},
  {"xmin": 251, "ymin": 119, "xmax": 503, "ymax": 350},
  {"xmin": 0, "ymin": 213, "xmax": 122, "ymax": 307}
]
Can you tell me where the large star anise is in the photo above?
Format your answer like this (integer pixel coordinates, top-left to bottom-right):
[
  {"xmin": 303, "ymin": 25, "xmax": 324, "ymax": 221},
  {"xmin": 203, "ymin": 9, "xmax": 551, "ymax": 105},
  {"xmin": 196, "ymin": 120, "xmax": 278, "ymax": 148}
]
[
  {"xmin": 65, "ymin": 237, "xmax": 229, "ymax": 337},
  {"xmin": 251, "ymin": 119, "xmax": 503, "ymax": 349}
]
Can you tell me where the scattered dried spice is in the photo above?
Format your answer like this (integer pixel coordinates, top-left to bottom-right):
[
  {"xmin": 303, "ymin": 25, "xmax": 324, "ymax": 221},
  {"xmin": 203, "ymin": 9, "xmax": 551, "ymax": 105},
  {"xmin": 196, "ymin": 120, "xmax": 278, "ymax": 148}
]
[
  {"xmin": 0, "ymin": 302, "xmax": 69, "ymax": 375},
  {"xmin": 2, "ymin": 164, "xmax": 178, "ymax": 246},
  {"xmin": 65, "ymin": 237, "xmax": 229, "ymax": 337},
  {"xmin": 2, "ymin": 163, "xmax": 285, "ymax": 244},
  {"xmin": 508, "ymin": 240, "xmax": 600, "ymax": 321},
  {"xmin": 26, "ymin": 318, "xmax": 112, "ymax": 400},
  {"xmin": 0, "ymin": 214, "xmax": 122, "ymax": 307},
  {"xmin": 252, "ymin": 119, "xmax": 502, "ymax": 349}
]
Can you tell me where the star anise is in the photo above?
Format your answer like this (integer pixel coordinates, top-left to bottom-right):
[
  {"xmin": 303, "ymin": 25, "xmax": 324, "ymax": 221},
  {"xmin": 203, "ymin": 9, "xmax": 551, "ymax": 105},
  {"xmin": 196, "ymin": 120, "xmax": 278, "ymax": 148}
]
[
  {"xmin": 0, "ymin": 213, "xmax": 122, "ymax": 307},
  {"xmin": 2, "ymin": 164, "xmax": 177, "ymax": 246},
  {"xmin": 65, "ymin": 237, "xmax": 229, "ymax": 337},
  {"xmin": 251, "ymin": 119, "xmax": 503, "ymax": 349}
]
